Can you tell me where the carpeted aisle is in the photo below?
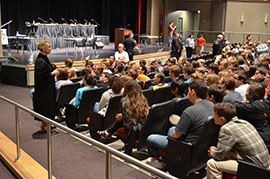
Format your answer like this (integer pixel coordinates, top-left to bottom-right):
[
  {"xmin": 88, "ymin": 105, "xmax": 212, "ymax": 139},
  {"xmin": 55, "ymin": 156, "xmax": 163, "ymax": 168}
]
[{"xmin": 0, "ymin": 83, "xmax": 152, "ymax": 179}]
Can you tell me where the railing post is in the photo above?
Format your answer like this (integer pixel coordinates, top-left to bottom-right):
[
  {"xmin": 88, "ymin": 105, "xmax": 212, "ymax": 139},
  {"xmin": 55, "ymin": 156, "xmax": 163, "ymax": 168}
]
[
  {"xmin": 15, "ymin": 106, "xmax": 23, "ymax": 160},
  {"xmin": 106, "ymin": 151, "xmax": 111, "ymax": 179},
  {"xmin": 47, "ymin": 123, "xmax": 52, "ymax": 179}
]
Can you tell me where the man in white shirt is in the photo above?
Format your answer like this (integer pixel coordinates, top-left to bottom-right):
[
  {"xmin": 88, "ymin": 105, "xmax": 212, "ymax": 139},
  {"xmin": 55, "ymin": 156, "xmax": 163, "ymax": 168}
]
[
  {"xmin": 114, "ymin": 43, "xmax": 129, "ymax": 65},
  {"xmin": 234, "ymin": 70, "xmax": 249, "ymax": 101}
]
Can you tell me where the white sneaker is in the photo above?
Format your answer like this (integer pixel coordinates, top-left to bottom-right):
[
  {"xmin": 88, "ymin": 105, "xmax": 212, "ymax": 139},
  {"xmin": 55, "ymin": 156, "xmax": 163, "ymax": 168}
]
[
  {"xmin": 60, "ymin": 107, "xmax": 66, "ymax": 116},
  {"xmin": 146, "ymin": 157, "xmax": 165, "ymax": 170}
]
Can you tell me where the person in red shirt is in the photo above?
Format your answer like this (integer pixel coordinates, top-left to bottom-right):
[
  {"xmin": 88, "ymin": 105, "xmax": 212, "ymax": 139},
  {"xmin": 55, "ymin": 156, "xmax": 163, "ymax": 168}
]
[
  {"xmin": 168, "ymin": 22, "xmax": 176, "ymax": 47},
  {"xmin": 197, "ymin": 34, "xmax": 206, "ymax": 56}
]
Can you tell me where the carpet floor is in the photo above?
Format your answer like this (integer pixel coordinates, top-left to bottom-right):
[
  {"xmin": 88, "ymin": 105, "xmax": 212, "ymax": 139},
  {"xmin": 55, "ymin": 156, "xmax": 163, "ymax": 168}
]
[{"xmin": 0, "ymin": 83, "xmax": 152, "ymax": 179}]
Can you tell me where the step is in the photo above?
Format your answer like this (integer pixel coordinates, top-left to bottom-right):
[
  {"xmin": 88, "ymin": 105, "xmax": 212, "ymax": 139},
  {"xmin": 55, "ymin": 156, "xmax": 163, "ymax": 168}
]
[{"xmin": 0, "ymin": 131, "xmax": 56, "ymax": 179}]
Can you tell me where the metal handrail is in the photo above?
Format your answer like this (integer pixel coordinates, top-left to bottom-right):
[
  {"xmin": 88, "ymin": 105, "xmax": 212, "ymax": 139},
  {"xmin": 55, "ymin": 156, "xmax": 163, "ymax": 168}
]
[{"xmin": 0, "ymin": 95, "xmax": 177, "ymax": 179}]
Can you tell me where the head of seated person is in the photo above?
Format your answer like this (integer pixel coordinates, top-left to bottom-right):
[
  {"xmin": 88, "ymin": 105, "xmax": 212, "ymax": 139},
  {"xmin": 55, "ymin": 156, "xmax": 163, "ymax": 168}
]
[
  {"xmin": 147, "ymin": 65, "xmax": 156, "ymax": 74},
  {"xmin": 191, "ymin": 72, "xmax": 204, "ymax": 81},
  {"xmin": 127, "ymin": 69, "xmax": 138, "ymax": 80},
  {"xmin": 171, "ymin": 80, "xmax": 189, "ymax": 97},
  {"xmin": 169, "ymin": 65, "xmax": 181, "ymax": 81},
  {"xmin": 83, "ymin": 73, "xmax": 97, "ymax": 87},
  {"xmin": 206, "ymin": 74, "xmax": 219, "ymax": 87},
  {"xmin": 108, "ymin": 75, "xmax": 124, "ymax": 95},
  {"xmin": 207, "ymin": 85, "xmax": 226, "ymax": 104},
  {"xmin": 94, "ymin": 64, "xmax": 104, "ymax": 75},
  {"xmin": 213, "ymin": 102, "xmax": 237, "ymax": 126},
  {"xmin": 99, "ymin": 72, "xmax": 111, "ymax": 83},
  {"xmin": 153, "ymin": 73, "xmax": 165, "ymax": 85},
  {"xmin": 65, "ymin": 58, "xmax": 74, "ymax": 68},
  {"xmin": 56, "ymin": 68, "xmax": 69, "ymax": 81},
  {"xmin": 246, "ymin": 82, "xmax": 265, "ymax": 101}
]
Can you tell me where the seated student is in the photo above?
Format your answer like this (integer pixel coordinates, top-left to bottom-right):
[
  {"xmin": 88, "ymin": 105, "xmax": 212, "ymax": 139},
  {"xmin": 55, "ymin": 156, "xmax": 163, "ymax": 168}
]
[
  {"xmin": 96, "ymin": 72, "xmax": 111, "ymax": 89},
  {"xmin": 127, "ymin": 69, "xmax": 139, "ymax": 82},
  {"xmin": 155, "ymin": 59, "xmax": 163, "ymax": 73},
  {"xmin": 96, "ymin": 76, "xmax": 124, "ymax": 116},
  {"xmin": 234, "ymin": 70, "xmax": 249, "ymax": 101},
  {"xmin": 114, "ymin": 63, "xmax": 126, "ymax": 77},
  {"xmin": 146, "ymin": 80, "xmax": 214, "ymax": 170},
  {"xmin": 163, "ymin": 57, "xmax": 176, "ymax": 76},
  {"xmin": 148, "ymin": 73, "xmax": 168, "ymax": 90},
  {"xmin": 55, "ymin": 68, "xmax": 73, "ymax": 99},
  {"xmin": 86, "ymin": 61, "xmax": 96, "ymax": 76},
  {"xmin": 136, "ymin": 66, "xmax": 150, "ymax": 86},
  {"xmin": 190, "ymin": 72, "xmax": 204, "ymax": 81},
  {"xmin": 97, "ymin": 80, "xmax": 149, "ymax": 143},
  {"xmin": 73, "ymin": 73, "xmax": 98, "ymax": 108},
  {"xmin": 115, "ymin": 43, "xmax": 129, "ymax": 66},
  {"xmin": 65, "ymin": 58, "xmax": 77, "ymax": 78},
  {"xmin": 109, "ymin": 56, "xmax": 116, "ymax": 69},
  {"xmin": 100, "ymin": 59, "xmax": 113, "ymax": 74},
  {"xmin": 207, "ymin": 85, "xmax": 226, "ymax": 104},
  {"xmin": 183, "ymin": 66, "xmax": 195, "ymax": 83},
  {"xmin": 208, "ymin": 63, "xmax": 219, "ymax": 75},
  {"xmin": 167, "ymin": 65, "xmax": 181, "ymax": 86},
  {"xmin": 80, "ymin": 59, "xmax": 89, "ymax": 70},
  {"xmin": 170, "ymin": 80, "xmax": 189, "ymax": 98},
  {"xmin": 93, "ymin": 64, "xmax": 104, "ymax": 82},
  {"xmin": 207, "ymin": 103, "xmax": 270, "ymax": 179},
  {"xmin": 232, "ymin": 82, "xmax": 270, "ymax": 152},
  {"xmin": 251, "ymin": 67, "xmax": 268, "ymax": 88},
  {"xmin": 78, "ymin": 68, "xmax": 91, "ymax": 86},
  {"xmin": 220, "ymin": 75, "xmax": 243, "ymax": 103},
  {"xmin": 206, "ymin": 74, "xmax": 219, "ymax": 87}
]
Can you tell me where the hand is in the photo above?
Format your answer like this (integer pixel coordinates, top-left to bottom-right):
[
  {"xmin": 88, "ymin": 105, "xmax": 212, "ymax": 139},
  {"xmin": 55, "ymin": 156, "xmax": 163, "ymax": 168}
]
[
  {"xmin": 115, "ymin": 113, "xmax": 123, "ymax": 122},
  {"xmin": 139, "ymin": 50, "xmax": 142, "ymax": 54}
]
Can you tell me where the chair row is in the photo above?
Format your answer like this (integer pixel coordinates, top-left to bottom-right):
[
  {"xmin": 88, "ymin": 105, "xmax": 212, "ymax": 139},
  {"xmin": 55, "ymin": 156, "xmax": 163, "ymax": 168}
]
[{"xmin": 116, "ymin": 96, "xmax": 193, "ymax": 155}]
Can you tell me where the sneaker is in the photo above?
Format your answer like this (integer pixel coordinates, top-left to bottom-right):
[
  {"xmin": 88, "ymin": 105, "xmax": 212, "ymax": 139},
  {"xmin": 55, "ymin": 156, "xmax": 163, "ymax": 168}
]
[
  {"xmin": 146, "ymin": 157, "xmax": 165, "ymax": 170},
  {"xmin": 60, "ymin": 107, "xmax": 66, "ymax": 116}
]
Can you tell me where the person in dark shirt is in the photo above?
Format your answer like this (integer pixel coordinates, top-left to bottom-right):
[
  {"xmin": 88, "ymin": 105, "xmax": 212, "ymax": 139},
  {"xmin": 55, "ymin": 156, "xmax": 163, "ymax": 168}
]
[{"xmin": 123, "ymin": 32, "xmax": 141, "ymax": 61}]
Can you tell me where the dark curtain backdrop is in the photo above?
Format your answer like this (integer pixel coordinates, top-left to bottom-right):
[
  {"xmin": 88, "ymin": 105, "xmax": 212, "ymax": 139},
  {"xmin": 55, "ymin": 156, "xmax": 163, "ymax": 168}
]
[{"xmin": 1, "ymin": 0, "xmax": 147, "ymax": 42}]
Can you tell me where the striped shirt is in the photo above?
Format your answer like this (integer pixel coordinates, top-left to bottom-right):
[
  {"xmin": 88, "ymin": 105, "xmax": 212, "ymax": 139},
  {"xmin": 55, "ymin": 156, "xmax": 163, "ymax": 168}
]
[{"xmin": 211, "ymin": 117, "xmax": 270, "ymax": 168}]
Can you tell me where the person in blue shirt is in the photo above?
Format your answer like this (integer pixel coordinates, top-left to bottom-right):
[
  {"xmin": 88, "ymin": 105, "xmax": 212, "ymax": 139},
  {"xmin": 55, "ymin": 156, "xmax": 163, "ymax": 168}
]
[{"xmin": 73, "ymin": 73, "xmax": 98, "ymax": 108}]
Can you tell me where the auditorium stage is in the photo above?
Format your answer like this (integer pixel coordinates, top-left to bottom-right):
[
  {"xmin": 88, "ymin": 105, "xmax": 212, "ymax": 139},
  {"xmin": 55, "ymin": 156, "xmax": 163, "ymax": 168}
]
[{"xmin": 1, "ymin": 42, "xmax": 171, "ymax": 87}]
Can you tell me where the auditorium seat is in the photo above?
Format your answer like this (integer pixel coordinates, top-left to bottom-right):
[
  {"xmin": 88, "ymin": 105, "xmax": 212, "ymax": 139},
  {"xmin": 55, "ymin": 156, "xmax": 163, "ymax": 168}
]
[
  {"xmin": 88, "ymin": 94, "xmax": 122, "ymax": 140},
  {"xmin": 65, "ymin": 87, "xmax": 105, "ymax": 129},
  {"xmin": 117, "ymin": 100, "xmax": 175, "ymax": 155},
  {"xmin": 144, "ymin": 80, "xmax": 154, "ymax": 89},
  {"xmin": 69, "ymin": 77, "xmax": 82, "ymax": 83},
  {"xmin": 56, "ymin": 83, "xmax": 80, "ymax": 117},
  {"xmin": 147, "ymin": 72, "xmax": 156, "ymax": 79},
  {"xmin": 142, "ymin": 89, "xmax": 154, "ymax": 106},
  {"xmin": 164, "ymin": 76, "xmax": 172, "ymax": 83},
  {"xmin": 165, "ymin": 116, "xmax": 220, "ymax": 179},
  {"xmin": 152, "ymin": 86, "xmax": 174, "ymax": 105},
  {"xmin": 138, "ymin": 81, "xmax": 144, "ymax": 89},
  {"xmin": 75, "ymin": 70, "xmax": 81, "ymax": 77}
]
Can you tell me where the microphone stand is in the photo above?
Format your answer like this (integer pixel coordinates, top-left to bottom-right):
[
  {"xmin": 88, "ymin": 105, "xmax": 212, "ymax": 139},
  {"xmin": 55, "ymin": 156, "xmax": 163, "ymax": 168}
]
[
  {"xmin": 61, "ymin": 18, "xmax": 68, "ymax": 24},
  {"xmin": 1, "ymin": 20, "xmax": 12, "ymax": 38},
  {"xmin": 91, "ymin": 19, "xmax": 99, "ymax": 34},
  {"xmin": 38, "ymin": 17, "xmax": 47, "ymax": 23}
]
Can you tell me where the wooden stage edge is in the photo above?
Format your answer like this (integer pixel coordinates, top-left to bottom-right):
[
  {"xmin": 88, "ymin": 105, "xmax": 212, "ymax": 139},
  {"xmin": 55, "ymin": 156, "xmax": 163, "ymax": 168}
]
[
  {"xmin": 25, "ymin": 51, "xmax": 171, "ymax": 71},
  {"xmin": 0, "ymin": 131, "xmax": 57, "ymax": 179}
]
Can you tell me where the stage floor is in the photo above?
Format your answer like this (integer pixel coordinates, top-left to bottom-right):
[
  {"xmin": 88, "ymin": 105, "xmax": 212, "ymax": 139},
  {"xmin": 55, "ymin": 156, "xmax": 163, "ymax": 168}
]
[{"xmin": 2, "ymin": 42, "xmax": 170, "ymax": 65}]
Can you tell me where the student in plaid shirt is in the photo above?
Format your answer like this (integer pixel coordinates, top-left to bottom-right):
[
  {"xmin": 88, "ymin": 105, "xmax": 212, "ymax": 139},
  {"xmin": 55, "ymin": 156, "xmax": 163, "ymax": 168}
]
[{"xmin": 207, "ymin": 103, "xmax": 270, "ymax": 179}]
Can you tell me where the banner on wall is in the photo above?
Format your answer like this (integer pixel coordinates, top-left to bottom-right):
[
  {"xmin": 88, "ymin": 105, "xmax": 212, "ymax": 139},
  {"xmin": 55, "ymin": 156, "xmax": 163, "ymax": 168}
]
[{"xmin": 1, "ymin": 29, "xmax": 8, "ymax": 45}]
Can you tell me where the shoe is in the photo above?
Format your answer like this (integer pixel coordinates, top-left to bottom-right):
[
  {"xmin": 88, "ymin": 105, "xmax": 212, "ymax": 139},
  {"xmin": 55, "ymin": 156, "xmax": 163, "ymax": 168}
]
[
  {"xmin": 60, "ymin": 107, "xmax": 66, "ymax": 116},
  {"xmin": 146, "ymin": 157, "xmax": 165, "ymax": 170},
  {"xmin": 97, "ymin": 130, "xmax": 111, "ymax": 138},
  {"xmin": 40, "ymin": 126, "xmax": 47, "ymax": 133}
]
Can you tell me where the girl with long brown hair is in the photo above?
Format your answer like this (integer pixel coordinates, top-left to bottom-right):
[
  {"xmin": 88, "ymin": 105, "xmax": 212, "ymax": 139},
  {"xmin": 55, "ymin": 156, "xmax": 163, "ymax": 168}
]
[{"xmin": 97, "ymin": 80, "xmax": 149, "ymax": 137}]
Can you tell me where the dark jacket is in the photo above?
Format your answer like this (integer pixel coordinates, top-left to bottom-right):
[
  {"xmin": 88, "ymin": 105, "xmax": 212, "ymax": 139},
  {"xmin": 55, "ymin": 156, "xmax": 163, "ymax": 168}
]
[
  {"xmin": 34, "ymin": 53, "xmax": 56, "ymax": 121},
  {"xmin": 233, "ymin": 99, "xmax": 270, "ymax": 151},
  {"xmin": 171, "ymin": 36, "xmax": 182, "ymax": 59}
]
